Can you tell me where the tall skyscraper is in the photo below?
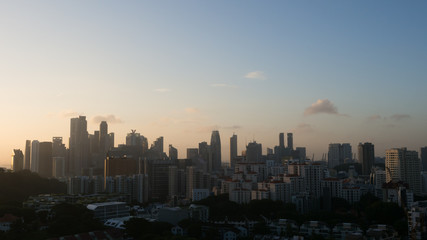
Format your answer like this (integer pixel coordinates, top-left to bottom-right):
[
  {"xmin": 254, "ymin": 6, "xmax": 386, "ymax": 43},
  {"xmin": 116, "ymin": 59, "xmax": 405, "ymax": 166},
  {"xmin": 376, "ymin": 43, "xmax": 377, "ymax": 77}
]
[
  {"xmin": 386, "ymin": 148, "xmax": 421, "ymax": 195},
  {"xmin": 69, "ymin": 116, "xmax": 89, "ymax": 176},
  {"xmin": 12, "ymin": 149, "xmax": 24, "ymax": 172},
  {"xmin": 151, "ymin": 136, "xmax": 164, "ymax": 154},
  {"xmin": 279, "ymin": 133, "xmax": 285, "ymax": 148},
  {"xmin": 328, "ymin": 143, "xmax": 352, "ymax": 168},
  {"xmin": 421, "ymin": 147, "xmax": 427, "ymax": 171},
  {"xmin": 99, "ymin": 121, "xmax": 109, "ymax": 153},
  {"xmin": 358, "ymin": 142, "xmax": 375, "ymax": 175},
  {"xmin": 39, "ymin": 142, "xmax": 53, "ymax": 178},
  {"xmin": 287, "ymin": 133, "xmax": 293, "ymax": 150},
  {"xmin": 246, "ymin": 141, "xmax": 262, "ymax": 162},
  {"xmin": 24, "ymin": 140, "xmax": 31, "ymax": 170},
  {"xmin": 198, "ymin": 142, "xmax": 211, "ymax": 172},
  {"xmin": 230, "ymin": 134, "xmax": 237, "ymax": 163},
  {"xmin": 169, "ymin": 144, "xmax": 178, "ymax": 160},
  {"xmin": 210, "ymin": 130, "xmax": 221, "ymax": 172},
  {"xmin": 30, "ymin": 140, "xmax": 40, "ymax": 173}
]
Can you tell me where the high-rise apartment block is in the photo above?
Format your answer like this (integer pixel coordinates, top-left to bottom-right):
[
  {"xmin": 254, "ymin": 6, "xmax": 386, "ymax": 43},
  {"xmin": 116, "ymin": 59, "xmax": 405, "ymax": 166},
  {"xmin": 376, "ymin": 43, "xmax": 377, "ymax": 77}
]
[
  {"xmin": 358, "ymin": 142, "xmax": 375, "ymax": 175},
  {"xmin": 30, "ymin": 140, "xmax": 40, "ymax": 173},
  {"xmin": 24, "ymin": 140, "xmax": 31, "ymax": 170},
  {"xmin": 386, "ymin": 148, "xmax": 421, "ymax": 195}
]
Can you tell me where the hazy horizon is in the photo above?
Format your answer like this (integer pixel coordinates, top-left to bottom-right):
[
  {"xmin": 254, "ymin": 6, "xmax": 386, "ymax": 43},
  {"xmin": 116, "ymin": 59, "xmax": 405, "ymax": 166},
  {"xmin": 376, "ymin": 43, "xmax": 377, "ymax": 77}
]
[{"xmin": 1, "ymin": 1, "xmax": 426, "ymax": 168}]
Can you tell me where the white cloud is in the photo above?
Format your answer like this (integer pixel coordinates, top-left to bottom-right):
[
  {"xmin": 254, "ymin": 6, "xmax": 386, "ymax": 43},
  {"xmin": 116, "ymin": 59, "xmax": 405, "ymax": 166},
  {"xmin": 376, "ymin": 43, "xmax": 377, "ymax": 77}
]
[
  {"xmin": 244, "ymin": 71, "xmax": 266, "ymax": 80},
  {"xmin": 91, "ymin": 114, "xmax": 123, "ymax": 124},
  {"xmin": 304, "ymin": 99, "xmax": 345, "ymax": 116}
]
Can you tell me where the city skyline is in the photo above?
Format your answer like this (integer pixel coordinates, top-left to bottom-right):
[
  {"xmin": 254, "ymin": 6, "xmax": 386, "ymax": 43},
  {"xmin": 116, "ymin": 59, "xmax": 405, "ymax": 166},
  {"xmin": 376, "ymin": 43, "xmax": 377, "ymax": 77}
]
[{"xmin": 1, "ymin": 1, "xmax": 427, "ymax": 167}]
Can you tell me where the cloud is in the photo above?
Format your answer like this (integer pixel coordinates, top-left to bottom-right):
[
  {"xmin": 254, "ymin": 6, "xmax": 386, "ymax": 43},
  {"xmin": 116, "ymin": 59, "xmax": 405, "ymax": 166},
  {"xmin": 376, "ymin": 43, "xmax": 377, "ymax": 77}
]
[
  {"xmin": 293, "ymin": 123, "xmax": 314, "ymax": 133},
  {"xmin": 222, "ymin": 125, "xmax": 242, "ymax": 130},
  {"xmin": 185, "ymin": 107, "xmax": 199, "ymax": 114},
  {"xmin": 60, "ymin": 110, "xmax": 84, "ymax": 118},
  {"xmin": 244, "ymin": 71, "xmax": 266, "ymax": 80},
  {"xmin": 367, "ymin": 114, "xmax": 383, "ymax": 121},
  {"xmin": 304, "ymin": 99, "xmax": 347, "ymax": 116},
  {"xmin": 154, "ymin": 88, "xmax": 171, "ymax": 93},
  {"xmin": 91, "ymin": 114, "xmax": 123, "ymax": 124},
  {"xmin": 390, "ymin": 114, "xmax": 410, "ymax": 121},
  {"xmin": 210, "ymin": 83, "xmax": 238, "ymax": 88}
]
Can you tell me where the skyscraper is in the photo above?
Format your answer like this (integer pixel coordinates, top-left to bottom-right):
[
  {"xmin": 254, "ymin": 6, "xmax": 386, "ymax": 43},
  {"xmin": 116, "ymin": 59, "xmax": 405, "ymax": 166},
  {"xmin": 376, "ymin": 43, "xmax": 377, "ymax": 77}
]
[
  {"xmin": 38, "ymin": 142, "xmax": 53, "ymax": 178},
  {"xmin": 24, "ymin": 140, "xmax": 31, "ymax": 170},
  {"xmin": 210, "ymin": 130, "xmax": 221, "ymax": 172},
  {"xmin": 386, "ymin": 148, "xmax": 421, "ymax": 195},
  {"xmin": 99, "ymin": 121, "xmax": 109, "ymax": 153},
  {"xmin": 358, "ymin": 142, "xmax": 375, "ymax": 175},
  {"xmin": 287, "ymin": 133, "xmax": 293, "ymax": 150},
  {"xmin": 328, "ymin": 143, "xmax": 352, "ymax": 168},
  {"xmin": 246, "ymin": 141, "xmax": 262, "ymax": 162},
  {"xmin": 30, "ymin": 140, "xmax": 40, "ymax": 173},
  {"xmin": 69, "ymin": 116, "xmax": 89, "ymax": 176},
  {"xmin": 279, "ymin": 133, "xmax": 285, "ymax": 148},
  {"xmin": 169, "ymin": 144, "xmax": 178, "ymax": 160},
  {"xmin": 421, "ymin": 147, "xmax": 427, "ymax": 171},
  {"xmin": 12, "ymin": 149, "xmax": 24, "ymax": 172},
  {"xmin": 230, "ymin": 134, "xmax": 237, "ymax": 162}
]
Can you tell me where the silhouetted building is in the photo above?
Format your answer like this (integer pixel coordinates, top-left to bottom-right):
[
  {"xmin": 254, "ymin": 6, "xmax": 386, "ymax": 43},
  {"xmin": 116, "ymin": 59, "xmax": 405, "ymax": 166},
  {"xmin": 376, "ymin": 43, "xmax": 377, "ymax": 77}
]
[
  {"xmin": 12, "ymin": 149, "xmax": 24, "ymax": 172},
  {"xmin": 279, "ymin": 133, "xmax": 285, "ymax": 148},
  {"xmin": 198, "ymin": 142, "xmax": 211, "ymax": 172},
  {"xmin": 230, "ymin": 134, "xmax": 237, "ymax": 164},
  {"xmin": 39, "ymin": 142, "xmax": 53, "ymax": 178},
  {"xmin": 145, "ymin": 159, "xmax": 172, "ymax": 201},
  {"xmin": 24, "ymin": 140, "xmax": 31, "ymax": 170},
  {"xmin": 69, "ymin": 116, "xmax": 89, "ymax": 176},
  {"xmin": 30, "ymin": 140, "xmax": 40, "ymax": 173},
  {"xmin": 210, "ymin": 131, "xmax": 221, "ymax": 172},
  {"xmin": 246, "ymin": 141, "xmax": 262, "ymax": 162},
  {"xmin": 328, "ymin": 143, "xmax": 352, "ymax": 168},
  {"xmin": 421, "ymin": 147, "xmax": 427, "ymax": 171},
  {"xmin": 287, "ymin": 133, "xmax": 293, "ymax": 150},
  {"xmin": 386, "ymin": 148, "xmax": 421, "ymax": 195},
  {"xmin": 53, "ymin": 157, "xmax": 65, "ymax": 178},
  {"xmin": 169, "ymin": 144, "xmax": 178, "ymax": 160},
  {"xmin": 358, "ymin": 142, "xmax": 375, "ymax": 175}
]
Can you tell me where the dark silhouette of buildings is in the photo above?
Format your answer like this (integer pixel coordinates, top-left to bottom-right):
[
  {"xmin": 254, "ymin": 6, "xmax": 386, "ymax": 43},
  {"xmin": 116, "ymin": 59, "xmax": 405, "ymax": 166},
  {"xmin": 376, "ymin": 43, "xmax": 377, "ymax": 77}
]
[
  {"xmin": 358, "ymin": 142, "xmax": 375, "ymax": 175},
  {"xmin": 230, "ymin": 134, "xmax": 237, "ymax": 163},
  {"xmin": 210, "ymin": 131, "xmax": 221, "ymax": 172},
  {"xmin": 12, "ymin": 149, "xmax": 24, "ymax": 172},
  {"xmin": 69, "ymin": 116, "xmax": 89, "ymax": 176},
  {"xmin": 39, "ymin": 142, "xmax": 53, "ymax": 178},
  {"xmin": 24, "ymin": 140, "xmax": 31, "ymax": 170}
]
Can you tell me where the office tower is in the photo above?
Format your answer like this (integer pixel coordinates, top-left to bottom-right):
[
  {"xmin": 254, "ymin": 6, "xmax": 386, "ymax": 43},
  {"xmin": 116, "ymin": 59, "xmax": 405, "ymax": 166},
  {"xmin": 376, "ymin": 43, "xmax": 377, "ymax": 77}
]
[
  {"xmin": 30, "ymin": 140, "xmax": 40, "ymax": 173},
  {"xmin": 99, "ymin": 121, "xmax": 109, "ymax": 153},
  {"xmin": 287, "ymin": 133, "xmax": 293, "ymax": 150},
  {"xmin": 296, "ymin": 147, "xmax": 306, "ymax": 162},
  {"xmin": 198, "ymin": 142, "xmax": 211, "ymax": 172},
  {"xmin": 24, "ymin": 140, "xmax": 31, "ymax": 170},
  {"xmin": 69, "ymin": 116, "xmax": 89, "ymax": 176},
  {"xmin": 421, "ymin": 147, "xmax": 427, "ymax": 171},
  {"xmin": 109, "ymin": 133, "xmax": 115, "ymax": 149},
  {"xmin": 328, "ymin": 143, "xmax": 352, "ymax": 168},
  {"xmin": 12, "ymin": 149, "xmax": 24, "ymax": 171},
  {"xmin": 386, "ymin": 148, "xmax": 421, "ymax": 195},
  {"xmin": 38, "ymin": 142, "xmax": 53, "ymax": 178},
  {"xmin": 358, "ymin": 142, "xmax": 375, "ymax": 175},
  {"xmin": 210, "ymin": 130, "xmax": 221, "ymax": 172},
  {"xmin": 279, "ymin": 133, "xmax": 285, "ymax": 148},
  {"xmin": 125, "ymin": 130, "xmax": 146, "ymax": 154},
  {"xmin": 341, "ymin": 143, "xmax": 352, "ymax": 163},
  {"xmin": 52, "ymin": 137, "xmax": 66, "ymax": 158},
  {"xmin": 152, "ymin": 136, "xmax": 164, "ymax": 153},
  {"xmin": 187, "ymin": 148, "xmax": 198, "ymax": 163},
  {"xmin": 89, "ymin": 131, "xmax": 100, "ymax": 154},
  {"xmin": 146, "ymin": 159, "xmax": 172, "ymax": 201},
  {"xmin": 230, "ymin": 134, "xmax": 237, "ymax": 163},
  {"xmin": 169, "ymin": 145, "xmax": 178, "ymax": 160},
  {"xmin": 267, "ymin": 148, "xmax": 273, "ymax": 155},
  {"xmin": 246, "ymin": 141, "xmax": 262, "ymax": 162},
  {"xmin": 53, "ymin": 157, "xmax": 65, "ymax": 178}
]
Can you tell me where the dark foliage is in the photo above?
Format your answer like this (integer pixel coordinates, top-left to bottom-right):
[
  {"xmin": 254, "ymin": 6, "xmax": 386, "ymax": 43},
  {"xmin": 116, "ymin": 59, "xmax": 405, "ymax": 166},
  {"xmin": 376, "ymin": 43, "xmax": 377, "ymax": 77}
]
[{"xmin": 0, "ymin": 169, "xmax": 66, "ymax": 204}]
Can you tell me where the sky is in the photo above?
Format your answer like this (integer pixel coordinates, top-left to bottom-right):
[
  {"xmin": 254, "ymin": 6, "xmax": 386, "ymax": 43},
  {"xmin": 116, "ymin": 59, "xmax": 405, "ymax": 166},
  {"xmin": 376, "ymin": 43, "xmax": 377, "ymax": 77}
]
[{"xmin": 1, "ymin": 1, "xmax": 426, "ymax": 168}]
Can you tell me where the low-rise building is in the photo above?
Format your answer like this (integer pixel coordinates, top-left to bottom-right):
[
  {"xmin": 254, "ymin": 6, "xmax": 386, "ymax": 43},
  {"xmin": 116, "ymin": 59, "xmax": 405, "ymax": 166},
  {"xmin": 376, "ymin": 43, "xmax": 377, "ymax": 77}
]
[{"xmin": 87, "ymin": 202, "xmax": 129, "ymax": 222}]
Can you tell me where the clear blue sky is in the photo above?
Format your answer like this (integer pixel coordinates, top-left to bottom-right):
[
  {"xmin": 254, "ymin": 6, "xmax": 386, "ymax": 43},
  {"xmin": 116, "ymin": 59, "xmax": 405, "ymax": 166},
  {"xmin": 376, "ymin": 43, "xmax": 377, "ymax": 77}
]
[{"xmin": 1, "ymin": 1, "xmax": 426, "ymax": 167}]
